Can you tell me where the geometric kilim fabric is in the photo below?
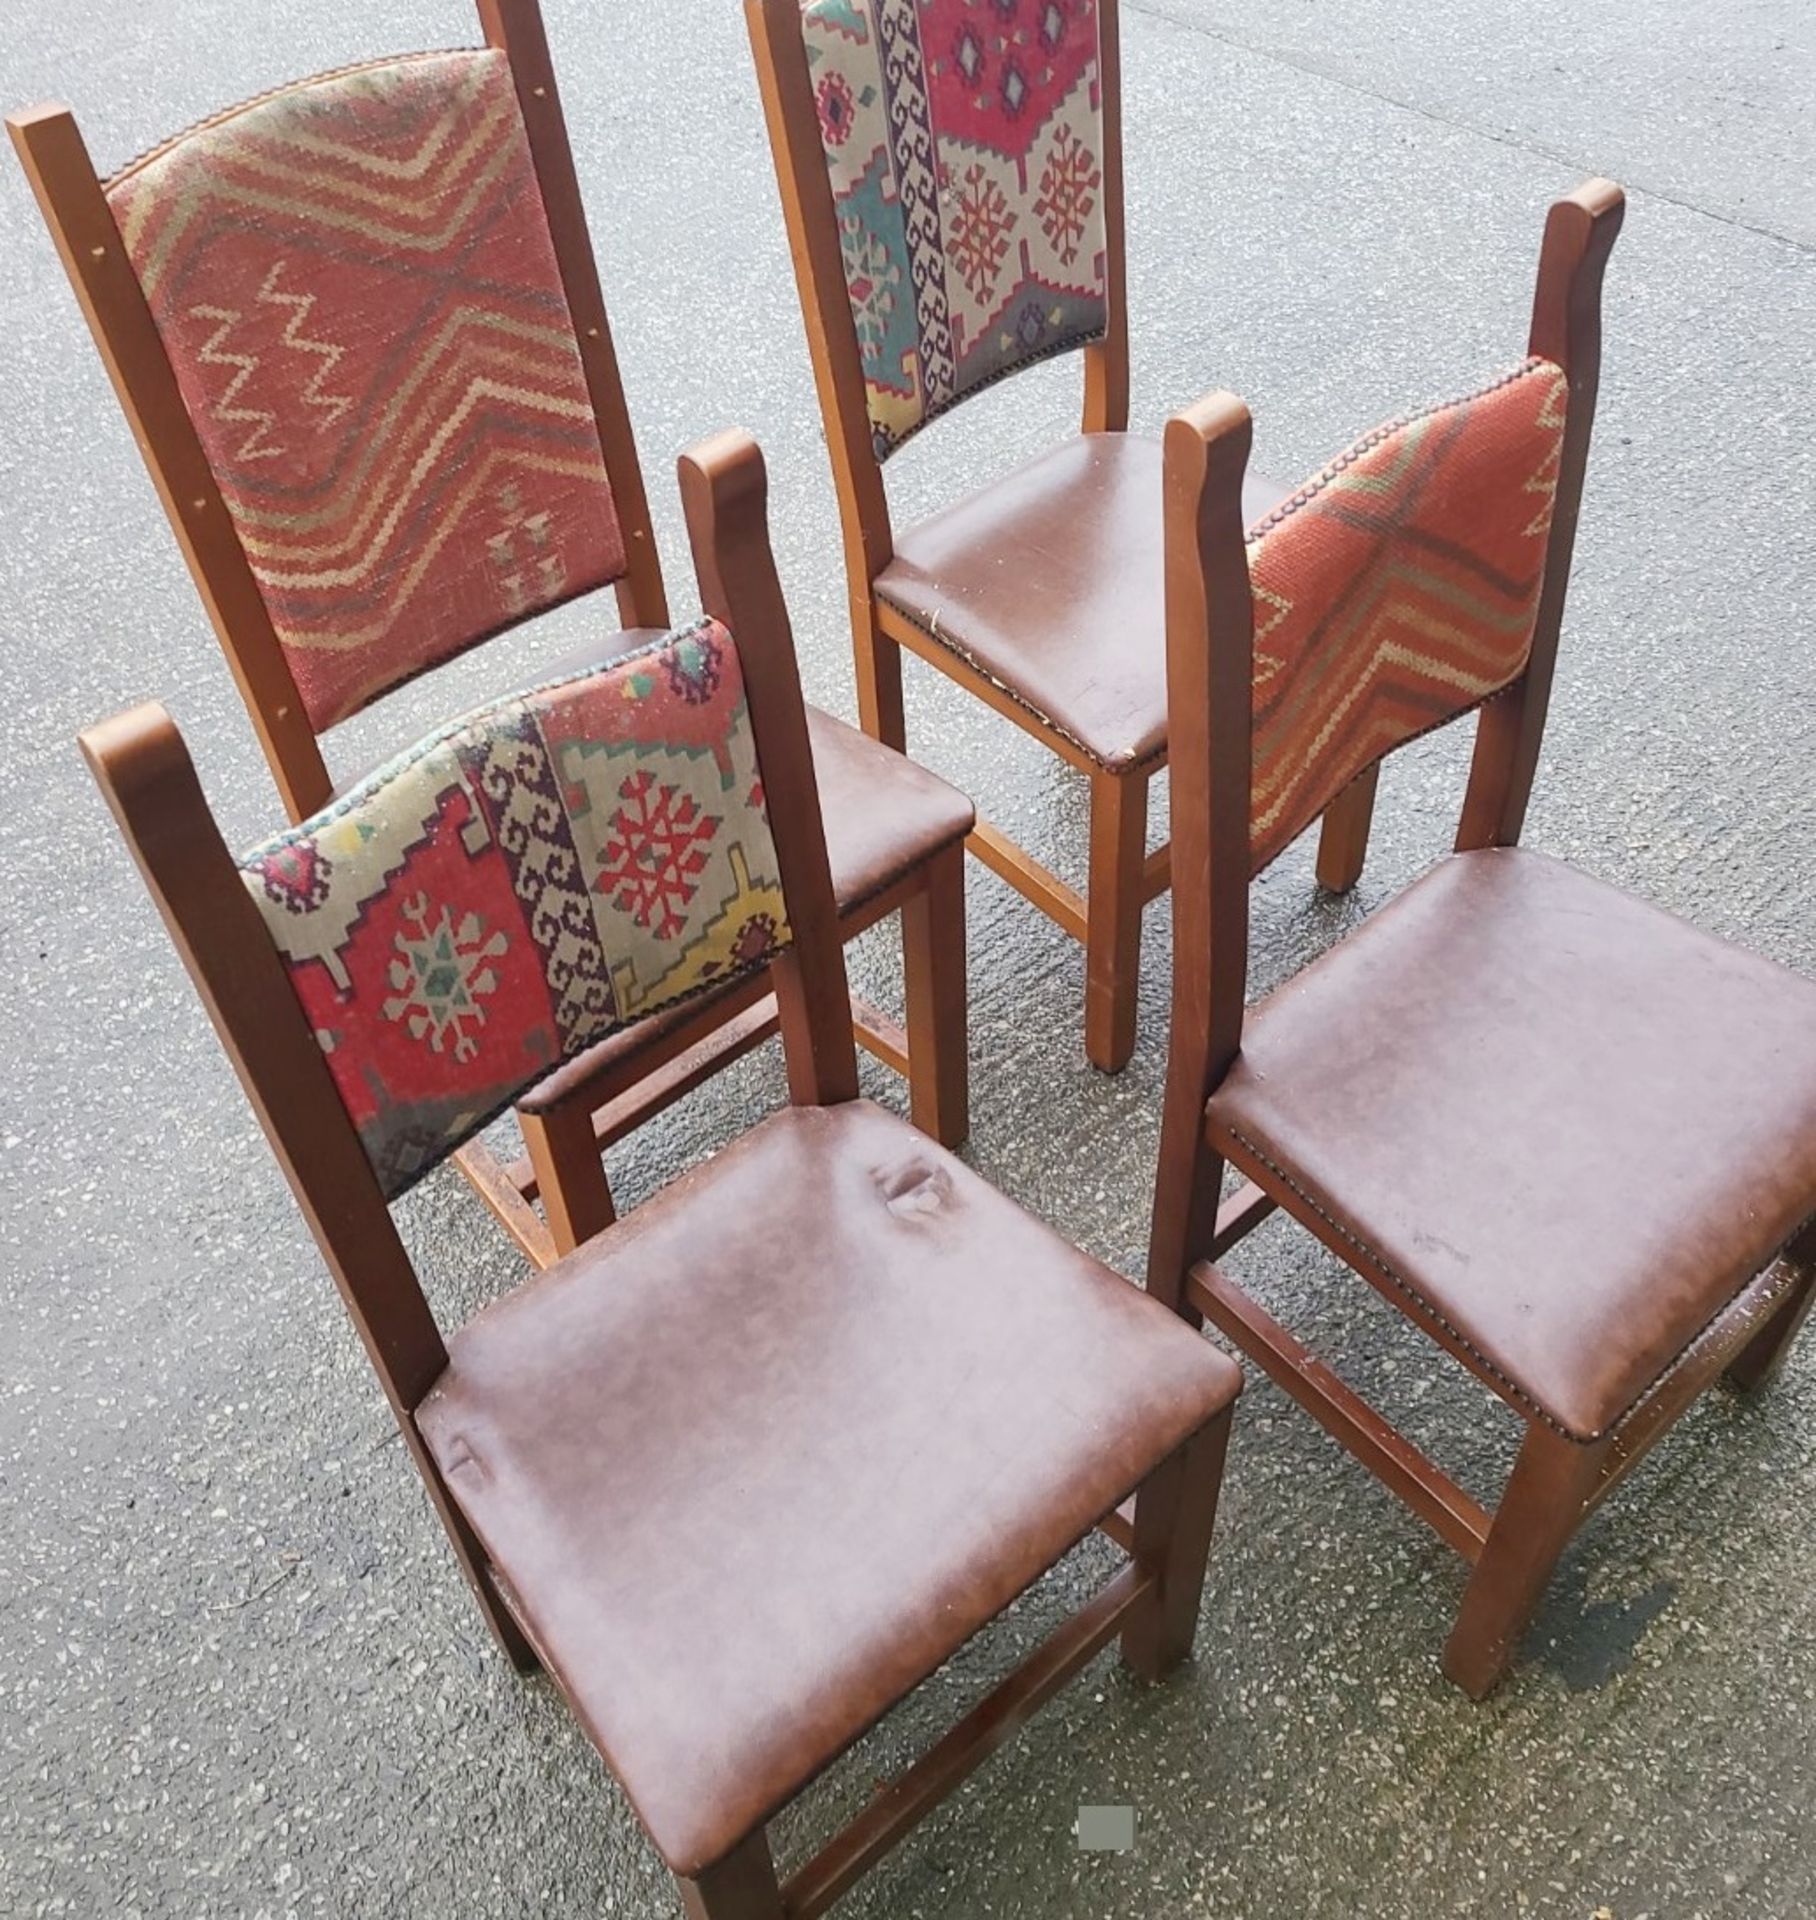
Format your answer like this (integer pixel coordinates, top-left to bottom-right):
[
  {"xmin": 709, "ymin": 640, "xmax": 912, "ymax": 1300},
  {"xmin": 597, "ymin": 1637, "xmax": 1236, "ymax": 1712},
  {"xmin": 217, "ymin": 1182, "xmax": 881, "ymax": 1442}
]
[
  {"xmin": 1245, "ymin": 356, "xmax": 1568, "ymax": 875},
  {"xmin": 105, "ymin": 51, "xmax": 625, "ymax": 733},
  {"xmin": 238, "ymin": 621, "xmax": 787, "ymax": 1198},
  {"xmin": 799, "ymin": 0, "xmax": 1109, "ymax": 460}
]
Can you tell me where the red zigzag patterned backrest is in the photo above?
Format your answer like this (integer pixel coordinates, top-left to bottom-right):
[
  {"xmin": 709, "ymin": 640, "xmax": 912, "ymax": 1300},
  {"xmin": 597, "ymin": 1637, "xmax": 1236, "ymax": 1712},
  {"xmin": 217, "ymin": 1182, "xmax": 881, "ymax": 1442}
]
[
  {"xmin": 105, "ymin": 50, "xmax": 626, "ymax": 733},
  {"xmin": 238, "ymin": 620, "xmax": 788, "ymax": 1199},
  {"xmin": 798, "ymin": 0, "xmax": 1110, "ymax": 459},
  {"xmin": 1245, "ymin": 358, "xmax": 1568, "ymax": 874}
]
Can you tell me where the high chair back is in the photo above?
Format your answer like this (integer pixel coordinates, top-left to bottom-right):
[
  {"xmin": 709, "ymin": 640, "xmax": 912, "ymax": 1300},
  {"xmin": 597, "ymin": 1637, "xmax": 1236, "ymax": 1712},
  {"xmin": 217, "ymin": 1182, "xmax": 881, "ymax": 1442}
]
[{"xmin": 15, "ymin": 0, "xmax": 664, "ymax": 820}]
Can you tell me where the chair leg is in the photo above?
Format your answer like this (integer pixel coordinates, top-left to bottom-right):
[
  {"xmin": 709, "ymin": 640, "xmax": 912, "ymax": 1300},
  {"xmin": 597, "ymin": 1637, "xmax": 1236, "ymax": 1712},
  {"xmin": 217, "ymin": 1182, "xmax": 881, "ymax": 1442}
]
[
  {"xmin": 1145, "ymin": 1112, "xmax": 1226, "ymax": 1316},
  {"xmin": 1314, "ymin": 763, "xmax": 1380, "ymax": 894},
  {"xmin": 1441, "ymin": 1420, "xmax": 1610, "ymax": 1699},
  {"xmin": 678, "ymin": 1829, "xmax": 785, "ymax": 1920},
  {"xmin": 900, "ymin": 840, "xmax": 969, "ymax": 1149},
  {"xmin": 1726, "ymin": 1222, "xmax": 1816, "ymax": 1392},
  {"xmin": 1084, "ymin": 766, "xmax": 1147, "ymax": 1074},
  {"xmin": 518, "ymin": 1102, "xmax": 616, "ymax": 1258},
  {"xmin": 855, "ymin": 600, "xmax": 907, "ymax": 752},
  {"xmin": 1121, "ymin": 1406, "xmax": 1234, "ymax": 1681}
]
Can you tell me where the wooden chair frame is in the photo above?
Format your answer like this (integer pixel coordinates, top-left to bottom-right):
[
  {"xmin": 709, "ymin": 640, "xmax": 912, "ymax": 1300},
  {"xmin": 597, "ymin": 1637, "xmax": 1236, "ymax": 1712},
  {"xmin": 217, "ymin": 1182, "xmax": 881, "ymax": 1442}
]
[
  {"xmin": 10, "ymin": 0, "xmax": 965, "ymax": 1271},
  {"xmin": 746, "ymin": 0, "xmax": 1378, "ymax": 1073},
  {"xmin": 83, "ymin": 430, "xmax": 1232, "ymax": 1920},
  {"xmin": 1136, "ymin": 179, "xmax": 1816, "ymax": 1699}
]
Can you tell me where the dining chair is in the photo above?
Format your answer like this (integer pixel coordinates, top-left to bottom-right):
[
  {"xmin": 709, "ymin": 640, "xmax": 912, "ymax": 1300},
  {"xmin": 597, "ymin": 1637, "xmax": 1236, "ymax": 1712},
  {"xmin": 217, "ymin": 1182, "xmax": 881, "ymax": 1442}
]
[
  {"xmin": 744, "ymin": 0, "xmax": 1379, "ymax": 1074},
  {"xmin": 1149, "ymin": 178, "xmax": 1816, "ymax": 1697},
  {"xmin": 82, "ymin": 428, "xmax": 1243, "ymax": 1918},
  {"xmin": 10, "ymin": 0, "xmax": 972, "ymax": 1270}
]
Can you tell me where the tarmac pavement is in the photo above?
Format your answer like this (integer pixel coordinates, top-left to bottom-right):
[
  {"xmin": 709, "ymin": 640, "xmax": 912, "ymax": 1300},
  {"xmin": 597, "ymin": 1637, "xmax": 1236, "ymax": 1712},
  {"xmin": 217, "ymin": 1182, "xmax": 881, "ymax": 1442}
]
[{"xmin": 1, "ymin": 1, "xmax": 1812, "ymax": 1915}]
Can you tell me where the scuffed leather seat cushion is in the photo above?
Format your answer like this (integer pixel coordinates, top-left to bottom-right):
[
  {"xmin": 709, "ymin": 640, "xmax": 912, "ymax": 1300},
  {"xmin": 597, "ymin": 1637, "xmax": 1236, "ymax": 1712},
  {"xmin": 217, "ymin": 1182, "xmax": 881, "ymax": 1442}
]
[
  {"xmin": 877, "ymin": 434, "xmax": 1289, "ymax": 771},
  {"xmin": 416, "ymin": 1099, "xmax": 1238, "ymax": 1875},
  {"xmin": 1207, "ymin": 847, "xmax": 1816, "ymax": 1441},
  {"xmin": 805, "ymin": 703, "xmax": 974, "ymax": 908}
]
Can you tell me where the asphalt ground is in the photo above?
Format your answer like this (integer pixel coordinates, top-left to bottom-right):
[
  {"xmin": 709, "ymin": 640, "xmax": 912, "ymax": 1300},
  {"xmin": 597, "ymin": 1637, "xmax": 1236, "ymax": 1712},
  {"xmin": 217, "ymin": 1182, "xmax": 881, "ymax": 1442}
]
[{"xmin": 1, "ymin": 2, "xmax": 1812, "ymax": 1916}]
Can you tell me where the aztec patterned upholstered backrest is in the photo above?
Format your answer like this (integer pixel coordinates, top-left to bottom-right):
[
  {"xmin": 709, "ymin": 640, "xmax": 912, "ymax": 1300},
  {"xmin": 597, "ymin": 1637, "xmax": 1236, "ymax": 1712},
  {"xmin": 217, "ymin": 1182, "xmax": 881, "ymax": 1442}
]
[
  {"xmin": 798, "ymin": 0, "xmax": 1110, "ymax": 459},
  {"xmin": 1244, "ymin": 357, "xmax": 1568, "ymax": 874},
  {"xmin": 104, "ymin": 50, "xmax": 625, "ymax": 733},
  {"xmin": 238, "ymin": 621, "xmax": 786, "ymax": 1196}
]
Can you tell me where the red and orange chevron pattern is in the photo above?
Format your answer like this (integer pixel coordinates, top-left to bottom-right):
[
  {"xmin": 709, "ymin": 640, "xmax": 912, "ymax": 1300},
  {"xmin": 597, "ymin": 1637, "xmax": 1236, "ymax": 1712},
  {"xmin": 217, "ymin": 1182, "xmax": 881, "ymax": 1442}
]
[
  {"xmin": 106, "ymin": 50, "xmax": 624, "ymax": 732},
  {"xmin": 1246, "ymin": 357, "xmax": 1567, "ymax": 873}
]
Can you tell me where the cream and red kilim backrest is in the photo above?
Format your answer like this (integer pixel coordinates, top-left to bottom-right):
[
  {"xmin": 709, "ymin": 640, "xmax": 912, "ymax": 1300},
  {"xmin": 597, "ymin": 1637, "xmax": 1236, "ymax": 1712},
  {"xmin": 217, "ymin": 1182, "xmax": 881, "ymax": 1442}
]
[
  {"xmin": 798, "ymin": 0, "xmax": 1109, "ymax": 459},
  {"xmin": 1245, "ymin": 357, "xmax": 1569, "ymax": 874},
  {"xmin": 239, "ymin": 621, "xmax": 787, "ymax": 1197},
  {"xmin": 104, "ymin": 50, "xmax": 625, "ymax": 733}
]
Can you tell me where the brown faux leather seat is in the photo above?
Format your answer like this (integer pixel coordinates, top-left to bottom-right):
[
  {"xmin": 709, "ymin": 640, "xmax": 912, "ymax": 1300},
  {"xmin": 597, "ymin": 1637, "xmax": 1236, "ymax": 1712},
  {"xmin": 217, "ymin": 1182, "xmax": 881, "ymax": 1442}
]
[
  {"xmin": 806, "ymin": 704, "xmax": 975, "ymax": 910},
  {"xmin": 416, "ymin": 1097, "xmax": 1241, "ymax": 1877},
  {"xmin": 1206, "ymin": 848, "xmax": 1816, "ymax": 1441},
  {"xmin": 876, "ymin": 436, "xmax": 1292, "ymax": 773},
  {"xmin": 515, "ymin": 702, "xmax": 973, "ymax": 1115}
]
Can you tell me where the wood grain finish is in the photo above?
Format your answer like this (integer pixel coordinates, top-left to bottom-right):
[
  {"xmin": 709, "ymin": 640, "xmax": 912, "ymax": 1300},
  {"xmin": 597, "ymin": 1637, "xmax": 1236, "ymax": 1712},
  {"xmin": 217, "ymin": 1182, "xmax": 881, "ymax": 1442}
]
[
  {"xmin": 1085, "ymin": 767, "xmax": 1149, "ymax": 1072},
  {"xmin": 1144, "ymin": 391, "xmax": 1255, "ymax": 1310},
  {"xmin": 681, "ymin": 432, "xmax": 859, "ymax": 1110},
  {"xmin": 1457, "ymin": 180, "xmax": 1625, "ymax": 852},
  {"xmin": 1190, "ymin": 1261, "xmax": 1490, "ymax": 1561},
  {"xmin": 77, "ymin": 705, "xmax": 533, "ymax": 1668},
  {"xmin": 899, "ymin": 842, "xmax": 969, "ymax": 1148}
]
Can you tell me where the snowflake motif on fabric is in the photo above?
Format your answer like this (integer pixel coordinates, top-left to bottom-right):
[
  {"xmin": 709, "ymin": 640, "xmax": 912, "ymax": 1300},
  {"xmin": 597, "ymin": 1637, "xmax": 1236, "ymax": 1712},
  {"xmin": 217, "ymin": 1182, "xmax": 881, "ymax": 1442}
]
[
  {"xmin": 601, "ymin": 771, "xmax": 721, "ymax": 939},
  {"xmin": 382, "ymin": 893, "xmax": 507, "ymax": 1062},
  {"xmin": 662, "ymin": 628, "xmax": 725, "ymax": 705},
  {"xmin": 839, "ymin": 211, "xmax": 906, "ymax": 364},
  {"xmin": 817, "ymin": 72, "xmax": 857, "ymax": 145},
  {"xmin": 949, "ymin": 162, "xmax": 1014, "ymax": 301},
  {"xmin": 256, "ymin": 839, "xmax": 332, "ymax": 914},
  {"xmin": 236, "ymin": 617, "xmax": 790, "ymax": 1201},
  {"xmin": 1033, "ymin": 123, "xmax": 1100, "ymax": 265}
]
